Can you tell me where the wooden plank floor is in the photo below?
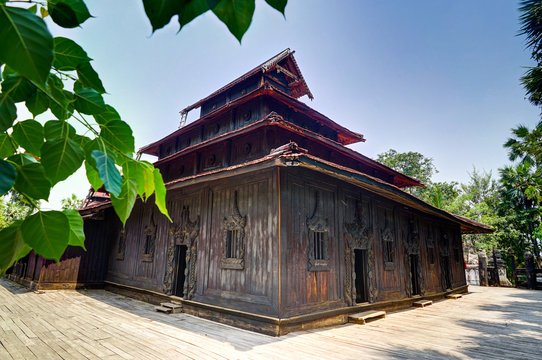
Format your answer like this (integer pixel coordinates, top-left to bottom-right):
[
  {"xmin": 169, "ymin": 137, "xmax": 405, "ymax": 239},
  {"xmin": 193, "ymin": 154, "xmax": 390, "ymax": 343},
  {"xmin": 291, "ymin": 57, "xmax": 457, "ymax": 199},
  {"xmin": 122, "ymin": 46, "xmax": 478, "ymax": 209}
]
[{"xmin": 1, "ymin": 279, "xmax": 541, "ymax": 359}]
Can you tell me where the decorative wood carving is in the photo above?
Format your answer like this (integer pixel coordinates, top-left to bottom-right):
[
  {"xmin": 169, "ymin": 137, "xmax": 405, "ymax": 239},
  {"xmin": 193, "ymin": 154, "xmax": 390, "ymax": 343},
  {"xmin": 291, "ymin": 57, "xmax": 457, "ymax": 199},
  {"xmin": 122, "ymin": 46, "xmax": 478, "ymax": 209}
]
[
  {"xmin": 163, "ymin": 206, "xmax": 200, "ymax": 297},
  {"xmin": 344, "ymin": 200, "xmax": 376, "ymax": 304},
  {"xmin": 306, "ymin": 190, "xmax": 329, "ymax": 271},
  {"xmin": 221, "ymin": 191, "xmax": 247, "ymax": 270}
]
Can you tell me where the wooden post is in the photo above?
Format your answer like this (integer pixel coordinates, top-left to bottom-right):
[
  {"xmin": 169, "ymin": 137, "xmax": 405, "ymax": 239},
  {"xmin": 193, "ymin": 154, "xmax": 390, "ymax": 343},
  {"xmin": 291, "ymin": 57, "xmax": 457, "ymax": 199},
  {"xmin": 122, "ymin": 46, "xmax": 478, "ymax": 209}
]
[
  {"xmin": 478, "ymin": 251, "xmax": 488, "ymax": 286},
  {"xmin": 492, "ymin": 248, "xmax": 500, "ymax": 286},
  {"xmin": 525, "ymin": 252, "xmax": 535, "ymax": 290},
  {"xmin": 511, "ymin": 251, "xmax": 518, "ymax": 287}
]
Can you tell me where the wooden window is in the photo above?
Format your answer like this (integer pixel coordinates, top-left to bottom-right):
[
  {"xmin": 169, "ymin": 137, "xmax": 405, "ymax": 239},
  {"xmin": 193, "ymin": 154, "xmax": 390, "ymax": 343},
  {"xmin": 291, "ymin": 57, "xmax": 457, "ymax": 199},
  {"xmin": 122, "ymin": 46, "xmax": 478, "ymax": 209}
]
[
  {"xmin": 381, "ymin": 227, "xmax": 395, "ymax": 270},
  {"xmin": 383, "ymin": 237, "xmax": 394, "ymax": 263},
  {"xmin": 142, "ymin": 223, "xmax": 156, "ymax": 262},
  {"xmin": 306, "ymin": 191, "xmax": 330, "ymax": 271},
  {"xmin": 225, "ymin": 229, "xmax": 241, "ymax": 259},
  {"xmin": 116, "ymin": 229, "xmax": 126, "ymax": 261},
  {"xmin": 312, "ymin": 231, "xmax": 327, "ymax": 261},
  {"xmin": 427, "ymin": 242, "xmax": 435, "ymax": 265},
  {"xmin": 221, "ymin": 191, "xmax": 246, "ymax": 270}
]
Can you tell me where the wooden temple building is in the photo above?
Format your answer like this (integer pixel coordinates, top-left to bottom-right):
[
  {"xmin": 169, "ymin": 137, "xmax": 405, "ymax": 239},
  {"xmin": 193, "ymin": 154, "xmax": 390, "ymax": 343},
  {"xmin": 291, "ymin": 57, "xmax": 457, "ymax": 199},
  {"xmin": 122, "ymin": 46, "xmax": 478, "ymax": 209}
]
[{"xmin": 7, "ymin": 49, "xmax": 491, "ymax": 335}]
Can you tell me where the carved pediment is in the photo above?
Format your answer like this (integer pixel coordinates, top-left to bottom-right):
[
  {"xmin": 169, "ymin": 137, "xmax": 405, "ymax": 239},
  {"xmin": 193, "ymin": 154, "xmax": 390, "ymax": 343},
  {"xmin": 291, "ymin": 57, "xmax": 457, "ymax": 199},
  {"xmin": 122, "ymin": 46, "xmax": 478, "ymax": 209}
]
[
  {"xmin": 344, "ymin": 201, "xmax": 372, "ymax": 249},
  {"xmin": 169, "ymin": 206, "xmax": 201, "ymax": 245}
]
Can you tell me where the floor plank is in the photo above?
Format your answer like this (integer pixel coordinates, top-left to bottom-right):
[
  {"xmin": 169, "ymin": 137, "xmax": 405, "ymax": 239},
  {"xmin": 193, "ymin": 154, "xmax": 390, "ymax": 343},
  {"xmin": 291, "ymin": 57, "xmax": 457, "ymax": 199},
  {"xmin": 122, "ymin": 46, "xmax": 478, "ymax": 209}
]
[{"xmin": 1, "ymin": 279, "xmax": 542, "ymax": 359}]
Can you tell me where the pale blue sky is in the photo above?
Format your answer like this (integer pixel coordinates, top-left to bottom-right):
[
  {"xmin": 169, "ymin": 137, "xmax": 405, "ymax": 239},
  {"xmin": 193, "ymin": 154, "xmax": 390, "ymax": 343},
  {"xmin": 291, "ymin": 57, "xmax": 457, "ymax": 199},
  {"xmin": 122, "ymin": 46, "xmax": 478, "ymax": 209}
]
[{"xmin": 35, "ymin": 0, "xmax": 539, "ymax": 209}]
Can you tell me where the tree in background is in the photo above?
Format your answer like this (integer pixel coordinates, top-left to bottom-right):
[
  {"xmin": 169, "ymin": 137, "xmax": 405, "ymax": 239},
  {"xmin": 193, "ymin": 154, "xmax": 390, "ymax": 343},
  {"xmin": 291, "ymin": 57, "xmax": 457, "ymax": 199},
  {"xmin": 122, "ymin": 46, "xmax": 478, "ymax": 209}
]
[
  {"xmin": 497, "ymin": 164, "xmax": 541, "ymax": 262},
  {"xmin": 61, "ymin": 194, "xmax": 83, "ymax": 210},
  {"xmin": 0, "ymin": 0, "xmax": 288, "ymax": 274},
  {"xmin": 376, "ymin": 149, "xmax": 438, "ymax": 197},
  {"xmin": 0, "ymin": 192, "xmax": 37, "ymax": 229}
]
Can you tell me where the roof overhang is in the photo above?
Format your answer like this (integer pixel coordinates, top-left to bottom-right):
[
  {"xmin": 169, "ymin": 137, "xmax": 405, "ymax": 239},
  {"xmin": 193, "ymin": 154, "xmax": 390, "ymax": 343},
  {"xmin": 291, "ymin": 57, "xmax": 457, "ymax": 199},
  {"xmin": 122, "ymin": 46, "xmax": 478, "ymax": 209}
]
[{"xmin": 79, "ymin": 149, "xmax": 492, "ymax": 234}]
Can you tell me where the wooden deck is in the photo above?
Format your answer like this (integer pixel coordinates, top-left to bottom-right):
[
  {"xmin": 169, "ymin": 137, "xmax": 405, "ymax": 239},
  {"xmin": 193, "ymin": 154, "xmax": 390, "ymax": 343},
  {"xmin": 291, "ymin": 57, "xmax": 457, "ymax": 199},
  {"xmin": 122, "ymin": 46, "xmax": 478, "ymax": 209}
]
[{"xmin": 1, "ymin": 279, "xmax": 541, "ymax": 359}]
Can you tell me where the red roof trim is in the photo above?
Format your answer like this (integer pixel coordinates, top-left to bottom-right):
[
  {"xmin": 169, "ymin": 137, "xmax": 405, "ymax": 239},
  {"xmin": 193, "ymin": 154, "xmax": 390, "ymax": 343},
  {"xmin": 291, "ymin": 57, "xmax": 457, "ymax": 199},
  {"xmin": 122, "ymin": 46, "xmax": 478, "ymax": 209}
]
[
  {"xmin": 153, "ymin": 113, "xmax": 420, "ymax": 188},
  {"xmin": 140, "ymin": 86, "xmax": 364, "ymax": 156}
]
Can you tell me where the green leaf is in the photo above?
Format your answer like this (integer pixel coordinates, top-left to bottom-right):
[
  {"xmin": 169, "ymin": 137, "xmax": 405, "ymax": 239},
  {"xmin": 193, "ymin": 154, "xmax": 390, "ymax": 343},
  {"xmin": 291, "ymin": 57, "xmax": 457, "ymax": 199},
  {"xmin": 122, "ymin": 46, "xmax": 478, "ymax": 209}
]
[
  {"xmin": 0, "ymin": 93, "xmax": 16, "ymax": 131},
  {"xmin": 53, "ymin": 37, "xmax": 91, "ymax": 71},
  {"xmin": 14, "ymin": 162, "xmax": 51, "ymax": 200},
  {"xmin": 46, "ymin": 74, "xmax": 73, "ymax": 120},
  {"xmin": 111, "ymin": 178, "xmax": 137, "ymax": 226},
  {"xmin": 76, "ymin": 62, "xmax": 105, "ymax": 94},
  {"xmin": 94, "ymin": 104, "xmax": 120, "ymax": 125},
  {"xmin": 212, "ymin": 0, "xmax": 255, "ymax": 42},
  {"xmin": 40, "ymin": 7, "xmax": 49, "ymax": 19},
  {"xmin": 28, "ymin": 4, "xmax": 37, "ymax": 14},
  {"xmin": 123, "ymin": 159, "xmax": 154, "ymax": 201},
  {"xmin": 1, "ymin": 73, "xmax": 36, "ymax": 102},
  {"xmin": 100, "ymin": 120, "xmax": 135, "ymax": 154},
  {"xmin": 44, "ymin": 119, "xmax": 75, "ymax": 140},
  {"xmin": 265, "ymin": 0, "xmax": 286, "ymax": 15},
  {"xmin": 0, "ymin": 5, "xmax": 53, "ymax": 86},
  {"xmin": 153, "ymin": 168, "xmax": 171, "ymax": 221},
  {"xmin": 21, "ymin": 210, "xmax": 70, "ymax": 261},
  {"xmin": 179, "ymin": 0, "xmax": 211, "ymax": 30},
  {"xmin": 142, "ymin": 0, "xmax": 181, "ymax": 32},
  {"xmin": 12, "ymin": 119, "xmax": 44, "ymax": 156},
  {"xmin": 74, "ymin": 87, "xmax": 105, "ymax": 115},
  {"xmin": 91, "ymin": 149, "xmax": 121, "ymax": 197},
  {"xmin": 71, "ymin": 133, "xmax": 90, "ymax": 148},
  {"xmin": 84, "ymin": 160, "xmax": 103, "ymax": 191},
  {"xmin": 47, "ymin": 0, "xmax": 91, "ymax": 28},
  {"xmin": 0, "ymin": 158, "xmax": 15, "ymax": 195},
  {"xmin": 25, "ymin": 89, "xmax": 49, "ymax": 116},
  {"xmin": 0, "ymin": 221, "xmax": 30, "ymax": 275},
  {"xmin": 63, "ymin": 209, "xmax": 86, "ymax": 250},
  {"xmin": 0, "ymin": 133, "xmax": 14, "ymax": 158},
  {"xmin": 8, "ymin": 153, "xmax": 37, "ymax": 166},
  {"xmin": 41, "ymin": 136, "xmax": 84, "ymax": 185}
]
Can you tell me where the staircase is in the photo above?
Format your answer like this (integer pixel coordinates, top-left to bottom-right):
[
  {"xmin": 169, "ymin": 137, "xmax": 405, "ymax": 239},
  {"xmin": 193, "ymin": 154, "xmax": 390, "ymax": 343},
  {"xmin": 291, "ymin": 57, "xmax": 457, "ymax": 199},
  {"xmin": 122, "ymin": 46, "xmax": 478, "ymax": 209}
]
[{"xmin": 155, "ymin": 302, "xmax": 183, "ymax": 314}]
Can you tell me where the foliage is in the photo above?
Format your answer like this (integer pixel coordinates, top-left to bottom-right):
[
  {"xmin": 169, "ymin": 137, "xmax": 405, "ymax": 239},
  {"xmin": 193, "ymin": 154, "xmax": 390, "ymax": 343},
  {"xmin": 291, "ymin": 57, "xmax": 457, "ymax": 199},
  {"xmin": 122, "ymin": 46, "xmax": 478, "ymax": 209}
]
[
  {"xmin": 496, "ymin": 164, "xmax": 541, "ymax": 261},
  {"xmin": 0, "ymin": 191, "xmax": 37, "ymax": 230},
  {"xmin": 419, "ymin": 181, "xmax": 459, "ymax": 210},
  {"xmin": 519, "ymin": 0, "xmax": 542, "ymax": 105},
  {"xmin": 61, "ymin": 193, "xmax": 83, "ymax": 210},
  {"xmin": 0, "ymin": 0, "xmax": 288, "ymax": 275},
  {"xmin": 376, "ymin": 149, "xmax": 437, "ymax": 185}
]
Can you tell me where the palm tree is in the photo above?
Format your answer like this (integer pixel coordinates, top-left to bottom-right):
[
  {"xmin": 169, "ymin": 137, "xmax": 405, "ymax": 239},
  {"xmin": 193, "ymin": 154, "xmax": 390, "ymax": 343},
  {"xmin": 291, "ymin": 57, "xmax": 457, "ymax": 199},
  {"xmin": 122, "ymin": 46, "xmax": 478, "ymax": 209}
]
[
  {"xmin": 519, "ymin": 1, "xmax": 542, "ymax": 106},
  {"xmin": 498, "ymin": 164, "xmax": 541, "ymax": 263},
  {"xmin": 504, "ymin": 122, "xmax": 542, "ymax": 168}
]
